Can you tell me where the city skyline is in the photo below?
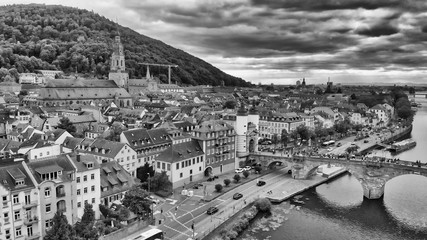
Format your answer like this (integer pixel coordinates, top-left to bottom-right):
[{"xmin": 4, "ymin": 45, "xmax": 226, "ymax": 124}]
[{"xmin": 3, "ymin": 0, "xmax": 427, "ymax": 85}]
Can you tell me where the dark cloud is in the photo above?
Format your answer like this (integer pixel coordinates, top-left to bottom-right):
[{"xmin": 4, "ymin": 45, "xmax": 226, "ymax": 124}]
[
  {"xmin": 119, "ymin": 0, "xmax": 427, "ymax": 74},
  {"xmin": 250, "ymin": 0, "xmax": 402, "ymax": 11},
  {"xmin": 355, "ymin": 23, "xmax": 399, "ymax": 37}
]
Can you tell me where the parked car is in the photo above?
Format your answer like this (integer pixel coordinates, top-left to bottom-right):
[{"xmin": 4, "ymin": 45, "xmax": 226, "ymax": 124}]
[
  {"xmin": 364, "ymin": 140, "xmax": 369, "ymax": 143},
  {"xmin": 257, "ymin": 180, "xmax": 266, "ymax": 186},
  {"xmin": 336, "ymin": 142, "xmax": 342, "ymax": 147},
  {"xmin": 148, "ymin": 196, "xmax": 160, "ymax": 204},
  {"xmin": 235, "ymin": 168, "xmax": 244, "ymax": 173},
  {"xmin": 206, "ymin": 206, "xmax": 219, "ymax": 215},
  {"xmin": 244, "ymin": 166, "xmax": 252, "ymax": 171},
  {"xmin": 233, "ymin": 193, "xmax": 243, "ymax": 200}
]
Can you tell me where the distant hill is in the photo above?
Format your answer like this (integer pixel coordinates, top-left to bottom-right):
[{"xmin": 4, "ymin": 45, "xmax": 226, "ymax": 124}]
[{"xmin": 0, "ymin": 4, "xmax": 252, "ymax": 87}]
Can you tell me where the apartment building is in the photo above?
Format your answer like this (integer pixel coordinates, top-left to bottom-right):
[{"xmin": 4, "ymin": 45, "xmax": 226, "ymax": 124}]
[
  {"xmin": 259, "ymin": 112, "xmax": 305, "ymax": 138},
  {"xmin": 62, "ymin": 137, "xmax": 138, "ymax": 177},
  {"xmin": 192, "ymin": 120, "xmax": 236, "ymax": 176},
  {"xmin": 0, "ymin": 160, "xmax": 41, "ymax": 240},
  {"xmin": 67, "ymin": 155, "xmax": 101, "ymax": 220},
  {"xmin": 120, "ymin": 128, "xmax": 172, "ymax": 170},
  {"xmin": 26, "ymin": 155, "xmax": 76, "ymax": 236},
  {"xmin": 155, "ymin": 138, "xmax": 204, "ymax": 188},
  {"xmin": 99, "ymin": 161, "xmax": 138, "ymax": 207}
]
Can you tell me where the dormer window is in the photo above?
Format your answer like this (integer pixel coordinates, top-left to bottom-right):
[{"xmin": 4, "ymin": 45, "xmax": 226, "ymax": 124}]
[
  {"xmin": 87, "ymin": 163, "xmax": 93, "ymax": 169},
  {"xmin": 15, "ymin": 179, "xmax": 24, "ymax": 186}
]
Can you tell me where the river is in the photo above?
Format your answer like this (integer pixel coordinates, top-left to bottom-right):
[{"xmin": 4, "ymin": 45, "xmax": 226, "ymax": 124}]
[{"xmin": 237, "ymin": 95, "xmax": 427, "ymax": 240}]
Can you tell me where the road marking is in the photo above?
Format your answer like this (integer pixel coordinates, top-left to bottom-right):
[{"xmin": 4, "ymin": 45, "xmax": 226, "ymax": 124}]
[{"xmin": 162, "ymin": 224, "xmax": 191, "ymax": 238}]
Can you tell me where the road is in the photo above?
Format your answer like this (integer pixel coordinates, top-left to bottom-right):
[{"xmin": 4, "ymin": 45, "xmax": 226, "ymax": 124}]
[{"xmin": 151, "ymin": 168, "xmax": 292, "ymax": 240}]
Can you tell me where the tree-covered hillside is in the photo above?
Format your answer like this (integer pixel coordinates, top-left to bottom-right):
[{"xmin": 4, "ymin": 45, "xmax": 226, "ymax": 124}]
[{"xmin": 0, "ymin": 4, "xmax": 252, "ymax": 87}]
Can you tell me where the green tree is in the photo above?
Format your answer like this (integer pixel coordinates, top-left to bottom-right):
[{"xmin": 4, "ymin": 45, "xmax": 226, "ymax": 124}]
[
  {"xmin": 215, "ymin": 184, "xmax": 223, "ymax": 192},
  {"xmin": 44, "ymin": 211, "xmax": 77, "ymax": 240},
  {"xmin": 75, "ymin": 203, "xmax": 98, "ymax": 240},
  {"xmin": 136, "ymin": 162, "xmax": 155, "ymax": 183},
  {"xmin": 224, "ymin": 178, "xmax": 231, "ymax": 186},
  {"xmin": 243, "ymin": 170, "xmax": 249, "ymax": 178},
  {"xmin": 233, "ymin": 174, "xmax": 241, "ymax": 183},
  {"xmin": 121, "ymin": 185, "xmax": 152, "ymax": 220},
  {"xmin": 57, "ymin": 117, "xmax": 76, "ymax": 134},
  {"xmin": 223, "ymin": 100, "xmax": 237, "ymax": 109},
  {"xmin": 281, "ymin": 129, "xmax": 289, "ymax": 147},
  {"xmin": 254, "ymin": 198, "xmax": 272, "ymax": 212},
  {"xmin": 149, "ymin": 171, "xmax": 172, "ymax": 192}
]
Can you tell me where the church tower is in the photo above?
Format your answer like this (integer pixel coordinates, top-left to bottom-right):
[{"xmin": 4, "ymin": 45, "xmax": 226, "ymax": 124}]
[
  {"xmin": 236, "ymin": 103, "xmax": 248, "ymax": 158},
  {"xmin": 109, "ymin": 34, "xmax": 129, "ymax": 90}
]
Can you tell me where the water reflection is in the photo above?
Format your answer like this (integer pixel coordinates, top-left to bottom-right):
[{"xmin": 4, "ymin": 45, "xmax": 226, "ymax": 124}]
[
  {"xmin": 315, "ymin": 173, "xmax": 363, "ymax": 208},
  {"xmin": 384, "ymin": 174, "xmax": 427, "ymax": 231}
]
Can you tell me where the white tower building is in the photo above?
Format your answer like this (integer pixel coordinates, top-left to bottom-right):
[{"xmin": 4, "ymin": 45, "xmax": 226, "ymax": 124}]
[{"xmin": 236, "ymin": 103, "xmax": 248, "ymax": 158}]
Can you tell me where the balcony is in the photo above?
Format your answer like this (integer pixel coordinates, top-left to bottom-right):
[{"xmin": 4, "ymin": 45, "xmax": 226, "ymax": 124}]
[
  {"xmin": 24, "ymin": 216, "xmax": 38, "ymax": 225},
  {"xmin": 26, "ymin": 234, "xmax": 41, "ymax": 240},
  {"xmin": 56, "ymin": 192, "xmax": 66, "ymax": 198},
  {"xmin": 23, "ymin": 201, "xmax": 38, "ymax": 209}
]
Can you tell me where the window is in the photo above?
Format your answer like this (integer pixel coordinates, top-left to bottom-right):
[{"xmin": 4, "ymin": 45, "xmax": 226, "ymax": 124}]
[
  {"xmin": 92, "ymin": 198, "xmax": 95, "ymax": 204},
  {"xmin": 180, "ymin": 173, "xmax": 183, "ymax": 178},
  {"xmin": 83, "ymin": 175, "xmax": 87, "ymax": 182},
  {"xmin": 15, "ymin": 227, "xmax": 21, "ymax": 237},
  {"xmin": 14, "ymin": 210, "xmax": 20, "ymax": 221},
  {"xmin": 84, "ymin": 187, "xmax": 87, "ymax": 194},
  {"xmin": 91, "ymin": 186, "xmax": 95, "ymax": 192},
  {"xmin": 45, "ymin": 187, "xmax": 51, "ymax": 197},
  {"xmin": 91, "ymin": 173, "xmax": 95, "ymax": 180},
  {"xmin": 13, "ymin": 194, "xmax": 18, "ymax": 204},
  {"xmin": 157, "ymin": 162, "xmax": 160, "ymax": 168},
  {"xmin": 77, "ymin": 202, "xmax": 81, "ymax": 208},
  {"xmin": 45, "ymin": 219, "xmax": 53, "ymax": 228},
  {"xmin": 77, "ymin": 189, "xmax": 81, "ymax": 195},
  {"xmin": 46, "ymin": 204, "xmax": 51, "ymax": 213},
  {"xmin": 176, "ymin": 163, "xmax": 179, "ymax": 170},
  {"xmin": 162, "ymin": 163, "xmax": 165, "ymax": 169},
  {"xmin": 77, "ymin": 177, "xmax": 80, "ymax": 183}
]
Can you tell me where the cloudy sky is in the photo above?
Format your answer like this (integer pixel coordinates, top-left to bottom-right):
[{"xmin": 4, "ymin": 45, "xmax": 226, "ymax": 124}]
[{"xmin": 3, "ymin": 0, "xmax": 427, "ymax": 85}]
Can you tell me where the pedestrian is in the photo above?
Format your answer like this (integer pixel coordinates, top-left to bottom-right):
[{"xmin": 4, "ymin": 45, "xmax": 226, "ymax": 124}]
[{"xmin": 244, "ymin": 200, "xmax": 247, "ymax": 204}]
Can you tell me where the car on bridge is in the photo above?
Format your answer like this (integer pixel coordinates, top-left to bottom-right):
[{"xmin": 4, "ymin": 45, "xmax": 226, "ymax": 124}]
[
  {"xmin": 257, "ymin": 180, "xmax": 266, "ymax": 186},
  {"xmin": 244, "ymin": 166, "xmax": 252, "ymax": 171},
  {"xmin": 233, "ymin": 193, "xmax": 243, "ymax": 200},
  {"xmin": 206, "ymin": 206, "xmax": 219, "ymax": 215}
]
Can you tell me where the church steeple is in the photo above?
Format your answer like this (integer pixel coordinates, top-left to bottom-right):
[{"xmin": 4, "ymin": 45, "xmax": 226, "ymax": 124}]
[
  {"xmin": 110, "ymin": 34, "xmax": 125, "ymax": 72},
  {"xmin": 146, "ymin": 66, "xmax": 150, "ymax": 79}
]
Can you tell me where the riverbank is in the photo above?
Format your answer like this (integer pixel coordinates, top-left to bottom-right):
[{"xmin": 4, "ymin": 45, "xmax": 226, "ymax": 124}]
[{"xmin": 203, "ymin": 165, "xmax": 348, "ymax": 239}]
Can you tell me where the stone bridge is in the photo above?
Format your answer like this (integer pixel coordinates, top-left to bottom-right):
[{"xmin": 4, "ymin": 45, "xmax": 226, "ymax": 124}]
[{"xmin": 249, "ymin": 153, "xmax": 427, "ymax": 199}]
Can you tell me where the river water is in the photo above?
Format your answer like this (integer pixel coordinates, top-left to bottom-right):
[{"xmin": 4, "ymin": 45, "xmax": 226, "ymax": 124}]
[{"xmin": 238, "ymin": 95, "xmax": 427, "ymax": 240}]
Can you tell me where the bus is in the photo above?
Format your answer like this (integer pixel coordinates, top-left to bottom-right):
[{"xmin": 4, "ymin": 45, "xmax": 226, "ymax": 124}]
[
  {"xmin": 132, "ymin": 228, "xmax": 164, "ymax": 240},
  {"xmin": 322, "ymin": 140, "xmax": 335, "ymax": 147}
]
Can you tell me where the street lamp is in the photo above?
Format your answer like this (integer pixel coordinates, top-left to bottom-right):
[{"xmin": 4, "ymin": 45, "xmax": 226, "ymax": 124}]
[{"xmin": 147, "ymin": 173, "xmax": 150, "ymax": 193}]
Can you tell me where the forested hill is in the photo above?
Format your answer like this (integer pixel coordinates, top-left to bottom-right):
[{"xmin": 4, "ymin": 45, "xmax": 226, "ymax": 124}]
[{"xmin": 0, "ymin": 4, "xmax": 252, "ymax": 87}]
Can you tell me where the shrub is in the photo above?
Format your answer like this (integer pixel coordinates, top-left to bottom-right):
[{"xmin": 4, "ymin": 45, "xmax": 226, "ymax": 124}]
[
  {"xmin": 243, "ymin": 171, "xmax": 249, "ymax": 178},
  {"xmin": 155, "ymin": 190, "xmax": 172, "ymax": 198},
  {"xmin": 215, "ymin": 184, "xmax": 223, "ymax": 192},
  {"xmin": 233, "ymin": 174, "xmax": 241, "ymax": 183},
  {"xmin": 254, "ymin": 198, "xmax": 272, "ymax": 212},
  {"xmin": 254, "ymin": 165, "xmax": 262, "ymax": 173},
  {"xmin": 224, "ymin": 178, "xmax": 231, "ymax": 186}
]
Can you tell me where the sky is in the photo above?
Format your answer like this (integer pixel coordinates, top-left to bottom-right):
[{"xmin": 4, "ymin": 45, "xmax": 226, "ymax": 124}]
[{"xmin": 3, "ymin": 0, "xmax": 427, "ymax": 85}]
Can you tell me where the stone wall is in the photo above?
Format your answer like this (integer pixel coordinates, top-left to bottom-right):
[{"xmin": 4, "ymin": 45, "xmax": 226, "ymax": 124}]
[{"xmin": 98, "ymin": 220, "xmax": 149, "ymax": 240}]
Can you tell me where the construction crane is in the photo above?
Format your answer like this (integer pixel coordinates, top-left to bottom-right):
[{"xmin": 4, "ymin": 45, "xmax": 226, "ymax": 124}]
[{"xmin": 139, "ymin": 63, "xmax": 178, "ymax": 84}]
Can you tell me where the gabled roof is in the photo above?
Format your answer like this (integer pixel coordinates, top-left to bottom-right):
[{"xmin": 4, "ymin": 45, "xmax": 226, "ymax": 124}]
[
  {"xmin": 100, "ymin": 161, "xmax": 138, "ymax": 198},
  {"xmin": 0, "ymin": 161, "xmax": 35, "ymax": 192},
  {"xmin": 122, "ymin": 128, "xmax": 171, "ymax": 150},
  {"xmin": 156, "ymin": 139, "xmax": 204, "ymax": 163},
  {"xmin": 26, "ymin": 154, "xmax": 75, "ymax": 184}
]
